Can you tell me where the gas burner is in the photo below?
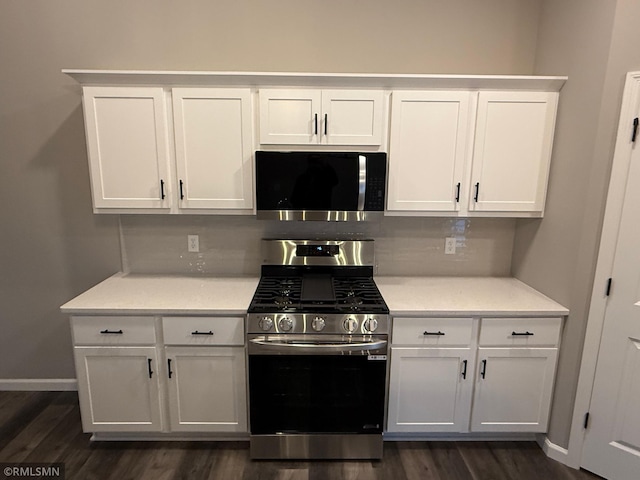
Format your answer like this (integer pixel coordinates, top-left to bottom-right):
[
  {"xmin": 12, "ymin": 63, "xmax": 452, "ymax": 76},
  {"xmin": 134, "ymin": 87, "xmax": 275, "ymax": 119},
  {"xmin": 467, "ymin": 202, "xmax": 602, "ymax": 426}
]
[{"xmin": 274, "ymin": 296, "xmax": 293, "ymax": 307}]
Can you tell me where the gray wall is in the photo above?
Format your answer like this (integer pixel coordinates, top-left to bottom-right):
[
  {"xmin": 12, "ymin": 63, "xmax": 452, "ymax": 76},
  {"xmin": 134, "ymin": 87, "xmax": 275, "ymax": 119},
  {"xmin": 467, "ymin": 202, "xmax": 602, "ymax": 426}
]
[
  {"xmin": 0, "ymin": 0, "xmax": 542, "ymax": 381},
  {"xmin": 512, "ymin": 0, "xmax": 640, "ymax": 449}
]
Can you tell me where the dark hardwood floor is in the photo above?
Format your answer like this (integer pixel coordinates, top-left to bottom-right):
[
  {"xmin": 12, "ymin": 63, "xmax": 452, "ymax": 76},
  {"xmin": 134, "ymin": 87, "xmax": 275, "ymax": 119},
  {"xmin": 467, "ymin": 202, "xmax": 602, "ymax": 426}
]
[{"xmin": 0, "ymin": 392, "xmax": 601, "ymax": 480}]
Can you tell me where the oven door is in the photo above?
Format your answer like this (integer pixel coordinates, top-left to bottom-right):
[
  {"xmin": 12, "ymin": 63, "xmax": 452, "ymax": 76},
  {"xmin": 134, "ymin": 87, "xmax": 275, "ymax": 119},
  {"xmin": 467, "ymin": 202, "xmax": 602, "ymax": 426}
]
[{"xmin": 248, "ymin": 334, "xmax": 387, "ymax": 436}]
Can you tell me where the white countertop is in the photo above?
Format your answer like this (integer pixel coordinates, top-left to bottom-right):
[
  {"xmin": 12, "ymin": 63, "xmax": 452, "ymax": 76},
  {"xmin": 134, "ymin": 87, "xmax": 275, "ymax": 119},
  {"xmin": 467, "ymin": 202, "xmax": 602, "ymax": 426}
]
[
  {"xmin": 60, "ymin": 273, "xmax": 568, "ymax": 317},
  {"xmin": 60, "ymin": 273, "xmax": 260, "ymax": 315},
  {"xmin": 375, "ymin": 276, "xmax": 568, "ymax": 317}
]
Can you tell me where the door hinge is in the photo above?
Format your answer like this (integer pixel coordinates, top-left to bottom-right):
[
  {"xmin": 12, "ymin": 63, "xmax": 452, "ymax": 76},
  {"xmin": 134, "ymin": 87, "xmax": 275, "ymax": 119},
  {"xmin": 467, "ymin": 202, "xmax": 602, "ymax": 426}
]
[
  {"xmin": 606, "ymin": 278, "xmax": 613, "ymax": 296},
  {"xmin": 633, "ymin": 118, "xmax": 639, "ymax": 142},
  {"xmin": 584, "ymin": 412, "xmax": 590, "ymax": 429}
]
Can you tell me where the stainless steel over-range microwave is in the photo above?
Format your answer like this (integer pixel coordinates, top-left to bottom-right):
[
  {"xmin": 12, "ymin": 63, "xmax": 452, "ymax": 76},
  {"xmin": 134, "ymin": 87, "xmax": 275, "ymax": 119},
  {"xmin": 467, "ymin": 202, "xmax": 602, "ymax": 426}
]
[{"xmin": 254, "ymin": 151, "xmax": 387, "ymax": 221}]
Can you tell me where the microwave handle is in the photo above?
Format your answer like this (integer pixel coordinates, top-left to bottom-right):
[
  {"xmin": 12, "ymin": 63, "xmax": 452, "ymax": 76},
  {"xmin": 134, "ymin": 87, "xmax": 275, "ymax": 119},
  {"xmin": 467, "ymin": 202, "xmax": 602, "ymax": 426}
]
[{"xmin": 358, "ymin": 155, "xmax": 367, "ymax": 210}]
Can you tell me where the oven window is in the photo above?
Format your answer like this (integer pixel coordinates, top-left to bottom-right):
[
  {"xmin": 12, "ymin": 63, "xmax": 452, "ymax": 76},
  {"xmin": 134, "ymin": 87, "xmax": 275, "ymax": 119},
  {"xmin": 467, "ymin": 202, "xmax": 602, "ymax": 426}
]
[{"xmin": 249, "ymin": 355, "xmax": 385, "ymax": 435}]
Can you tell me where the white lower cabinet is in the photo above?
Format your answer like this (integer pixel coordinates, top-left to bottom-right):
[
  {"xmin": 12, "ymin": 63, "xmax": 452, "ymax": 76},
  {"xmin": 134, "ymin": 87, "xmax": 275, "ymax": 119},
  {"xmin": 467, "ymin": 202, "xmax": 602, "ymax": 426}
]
[
  {"xmin": 74, "ymin": 346, "xmax": 163, "ymax": 432},
  {"xmin": 387, "ymin": 316, "xmax": 562, "ymax": 435},
  {"xmin": 470, "ymin": 317, "xmax": 562, "ymax": 433},
  {"xmin": 71, "ymin": 315, "xmax": 248, "ymax": 435},
  {"xmin": 387, "ymin": 317, "xmax": 476, "ymax": 433},
  {"xmin": 470, "ymin": 347, "xmax": 558, "ymax": 432},
  {"xmin": 165, "ymin": 346, "xmax": 247, "ymax": 432},
  {"xmin": 387, "ymin": 347, "xmax": 474, "ymax": 432}
]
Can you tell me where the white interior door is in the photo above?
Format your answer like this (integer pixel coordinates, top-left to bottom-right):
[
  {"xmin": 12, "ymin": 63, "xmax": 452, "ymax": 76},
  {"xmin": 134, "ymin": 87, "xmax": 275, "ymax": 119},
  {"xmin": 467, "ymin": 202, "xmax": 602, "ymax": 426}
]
[{"xmin": 580, "ymin": 112, "xmax": 640, "ymax": 478}]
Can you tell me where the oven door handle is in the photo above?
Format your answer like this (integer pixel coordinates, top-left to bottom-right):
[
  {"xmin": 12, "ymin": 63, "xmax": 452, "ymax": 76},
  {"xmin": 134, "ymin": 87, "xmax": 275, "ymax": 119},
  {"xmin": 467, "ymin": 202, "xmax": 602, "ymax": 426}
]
[{"xmin": 249, "ymin": 337, "xmax": 387, "ymax": 351}]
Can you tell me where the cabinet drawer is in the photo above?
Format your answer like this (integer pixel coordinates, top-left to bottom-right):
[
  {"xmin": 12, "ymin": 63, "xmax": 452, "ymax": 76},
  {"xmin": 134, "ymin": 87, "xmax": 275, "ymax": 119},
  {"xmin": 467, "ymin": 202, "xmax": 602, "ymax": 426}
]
[
  {"xmin": 162, "ymin": 317, "xmax": 244, "ymax": 346},
  {"xmin": 479, "ymin": 317, "xmax": 562, "ymax": 347},
  {"xmin": 392, "ymin": 318, "xmax": 475, "ymax": 346},
  {"xmin": 71, "ymin": 316, "xmax": 156, "ymax": 345}
]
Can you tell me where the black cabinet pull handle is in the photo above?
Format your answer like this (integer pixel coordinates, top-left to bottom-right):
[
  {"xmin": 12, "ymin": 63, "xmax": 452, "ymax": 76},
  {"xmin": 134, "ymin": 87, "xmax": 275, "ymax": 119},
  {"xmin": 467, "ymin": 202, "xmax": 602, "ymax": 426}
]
[
  {"xmin": 455, "ymin": 182, "xmax": 461, "ymax": 202},
  {"xmin": 191, "ymin": 330, "xmax": 214, "ymax": 336},
  {"xmin": 99, "ymin": 329, "xmax": 123, "ymax": 335},
  {"xmin": 147, "ymin": 359, "xmax": 154, "ymax": 379},
  {"xmin": 633, "ymin": 117, "xmax": 639, "ymax": 142},
  {"xmin": 314, "ymin": 113, "xmax": 318, "ymax": 135},
  {"xmin": 179, "ymin": 180, "xmax": 184, "ymax": 200},
  {"xmin": 167, "ymin": 359, "xmax": 173, "ymax": 379},
  {"xmin": 474, "ymin": 182, "xmax": 480, "ymax": 202},
  {"xmin": 324, "ymin": 113, "xmax": 328, "ymax": 135},
  {"xmin": 461, "ymin": 359, "xmax": 468, "ymax": 379},
  {"xmin": 511, "ymin": 331, "xmax": 534, "ymax": 336},
  {"xmin": 160, "ymin": 179, "xmax": 166, "ymax": 200},
  {"xmin": 423, "ymin": 331, "xmax": 445, "ymax": 336},
  {"xmin": 480, "ymin": 359, "xmax": 487, "ymax": 379}
]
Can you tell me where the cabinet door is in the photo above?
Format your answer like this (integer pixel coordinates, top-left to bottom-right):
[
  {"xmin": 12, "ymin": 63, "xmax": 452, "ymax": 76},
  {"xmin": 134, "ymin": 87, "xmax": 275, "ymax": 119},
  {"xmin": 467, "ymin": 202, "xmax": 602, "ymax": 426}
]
[
  {"xmin": 387, "ymin": 348, "xmax": 474, "ymax": 433},
  {"xmin": 469, "ymin": 91, "xmax": 558, "ymax": 214},
  {"xmin": 74, "ymin": 346, "xmax": 162, "ymax": 432},
  {"xmin": 82, "ymin": 86, "xmax": 171, "ymax": 210},
  {"xmin": 471, "ymin": 347, "xmax": 558, "ymax": 432},
  {"xmin": 259, "ymin": 89, "xmax": 321, "ymax": 144},
  {"xmin": 172, "ymin": 88, "xmax": 254, "ymax": 211},
  {"xmin": 165, "ymin": 346, "xmax": 247, "ymax": 432},
  {"xmin": 321, "ymin": 90, "xmax": 384, "ymax": 145},
  {"xmin": 387, "ymin": 91, "xmax": 472, "ymax": 212}
]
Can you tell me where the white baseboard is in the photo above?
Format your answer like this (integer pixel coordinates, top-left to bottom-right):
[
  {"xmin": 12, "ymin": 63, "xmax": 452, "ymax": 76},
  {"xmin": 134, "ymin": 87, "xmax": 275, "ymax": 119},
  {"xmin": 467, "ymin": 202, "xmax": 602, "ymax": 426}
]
[
  {"xmin": 536, "ymin": 434, "xmax": 571, "ymax": 465},
  {"xmin": 0, "ymin": 379, "xmax": 78, "ymax": 391}
]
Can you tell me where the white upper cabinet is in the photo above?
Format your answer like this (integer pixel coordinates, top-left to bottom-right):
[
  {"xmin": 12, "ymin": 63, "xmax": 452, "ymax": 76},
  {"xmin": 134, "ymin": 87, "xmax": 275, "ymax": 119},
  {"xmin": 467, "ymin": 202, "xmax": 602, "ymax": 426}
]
[
  {"xmin": 259, "ymin": 89, "xmax": 384, "ymax": 145},
  {"xmin": 82, "ymin": 86, "xmax": 172, "ymax": 210},
  {"xmin": 82, "ymin": 86, "xmax": 255, "ymax": 214},
  {"xmin": 172, "ymin": 88, "xmax": 254, "ymax": 211},
  {"xmin": 387, "ymin": 91, "xmax": 472, "ymax": 212},
  {"xmin": 468, "ymin": 91, "xmax": 558, "ymax": 215},
  {"xmin": 386, "ymin": 89, "xmax": 559, "ymax": 217},
  {"xmin": 68, "ymin": 71, "xmax": 565, "ymax": 217}
]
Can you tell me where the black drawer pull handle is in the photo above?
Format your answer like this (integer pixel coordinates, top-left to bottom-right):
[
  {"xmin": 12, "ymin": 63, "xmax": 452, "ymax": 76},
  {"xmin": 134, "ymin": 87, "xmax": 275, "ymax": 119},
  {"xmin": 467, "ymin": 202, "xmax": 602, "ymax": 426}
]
[
  {"xmin": 179, "ymin": 180, "xmax": 185, "ymax": 200},
  {"xmin": 455, "ymin": 182, "xmax": 461, "ymax": 202},
  {"xmin": 314, "ymin": 113, "xmax": 318, "ymax": 135},
  {"xmin": 147, "ymin": 359, "xmax": 154, "ymax": 379},
  {"xmin": 423, "ymin": 331, "xmax": 445, "ymax": 336},
  {"xmin": 461, "ymin": 359, "xmax": 468, "ymax": 379},
  {"xmin": 480, "ymin": 359, "xmax": 487, "ymax": 379},
  {"xmin": 160, "ymin": 179, "xmax": 166, "ymax": 200},
  {"xmin": 324, "ymin": 113, "xmax": 328, "ymax": 135},
  {"xmin": 100, "ymin": 329, "xmax": 123, "ymax": 334},
  {"xmin": 191, "ymin": 330, "xmax": 214, "ymax": 336},
  {"xmin": 474, "ymin": 182, "xmax": 480, "ymax": 202},
  {"xmin": 167, "ymin": 359, "xmax": 173, "ymax": 379},
  {"xmin": 511, "ymin": 331, "xmax": 534, "ymax": 336}
]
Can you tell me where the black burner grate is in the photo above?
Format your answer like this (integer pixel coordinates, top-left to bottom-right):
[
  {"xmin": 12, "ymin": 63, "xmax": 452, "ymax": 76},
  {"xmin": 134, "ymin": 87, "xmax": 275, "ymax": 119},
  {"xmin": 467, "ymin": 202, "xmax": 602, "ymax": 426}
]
[{"xmin": 248, "ymin": 274, "xmax": 388, "ymax": 314}]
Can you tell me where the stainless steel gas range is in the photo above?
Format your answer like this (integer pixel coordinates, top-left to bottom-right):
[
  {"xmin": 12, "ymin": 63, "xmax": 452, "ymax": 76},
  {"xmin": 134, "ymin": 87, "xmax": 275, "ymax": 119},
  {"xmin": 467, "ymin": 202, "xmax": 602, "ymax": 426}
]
[{"xmin": 247, "ymin": 239, "xmax": 389, "ymax": 460}]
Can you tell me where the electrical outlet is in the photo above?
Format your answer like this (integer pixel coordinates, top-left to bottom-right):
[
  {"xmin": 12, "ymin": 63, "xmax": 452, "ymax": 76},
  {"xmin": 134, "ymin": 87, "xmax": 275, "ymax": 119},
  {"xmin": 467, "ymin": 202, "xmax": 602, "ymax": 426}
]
[
  {"xmin": 445, "ymin": 237, "xmax": 456, "ymax": 255},
  {"xmin": 188, "ymin": 235, "xmax": 199, "ymax": 253}
]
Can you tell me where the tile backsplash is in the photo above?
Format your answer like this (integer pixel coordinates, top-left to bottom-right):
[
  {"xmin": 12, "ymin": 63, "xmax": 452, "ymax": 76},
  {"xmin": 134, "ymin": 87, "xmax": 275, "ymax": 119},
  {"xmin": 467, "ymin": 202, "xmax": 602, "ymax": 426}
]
[{"xmin": 120, "ymin": 215, "xmax": 515, "ymax": 277}]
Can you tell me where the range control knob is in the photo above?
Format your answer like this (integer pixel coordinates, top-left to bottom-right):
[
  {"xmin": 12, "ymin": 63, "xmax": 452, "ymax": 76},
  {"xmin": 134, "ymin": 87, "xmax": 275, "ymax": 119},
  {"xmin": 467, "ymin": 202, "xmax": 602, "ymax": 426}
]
[
  {"xmin": 258, "ymin": 316, "xmax": 274, "ymax": 331},
  {"xmin": 343, "ymin": 317, "xmax": 359, "ymax": 334},
  {"xmin": 364, "ymin": 317, "xmax": 378, "ymax": 333},
  {"xmin": 278, "ymin": 316, "xmax": 294, "ymax": 332},
  {"xmin": 311, "ymin": 316, "xmax": 326, "ymax": 332}
]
